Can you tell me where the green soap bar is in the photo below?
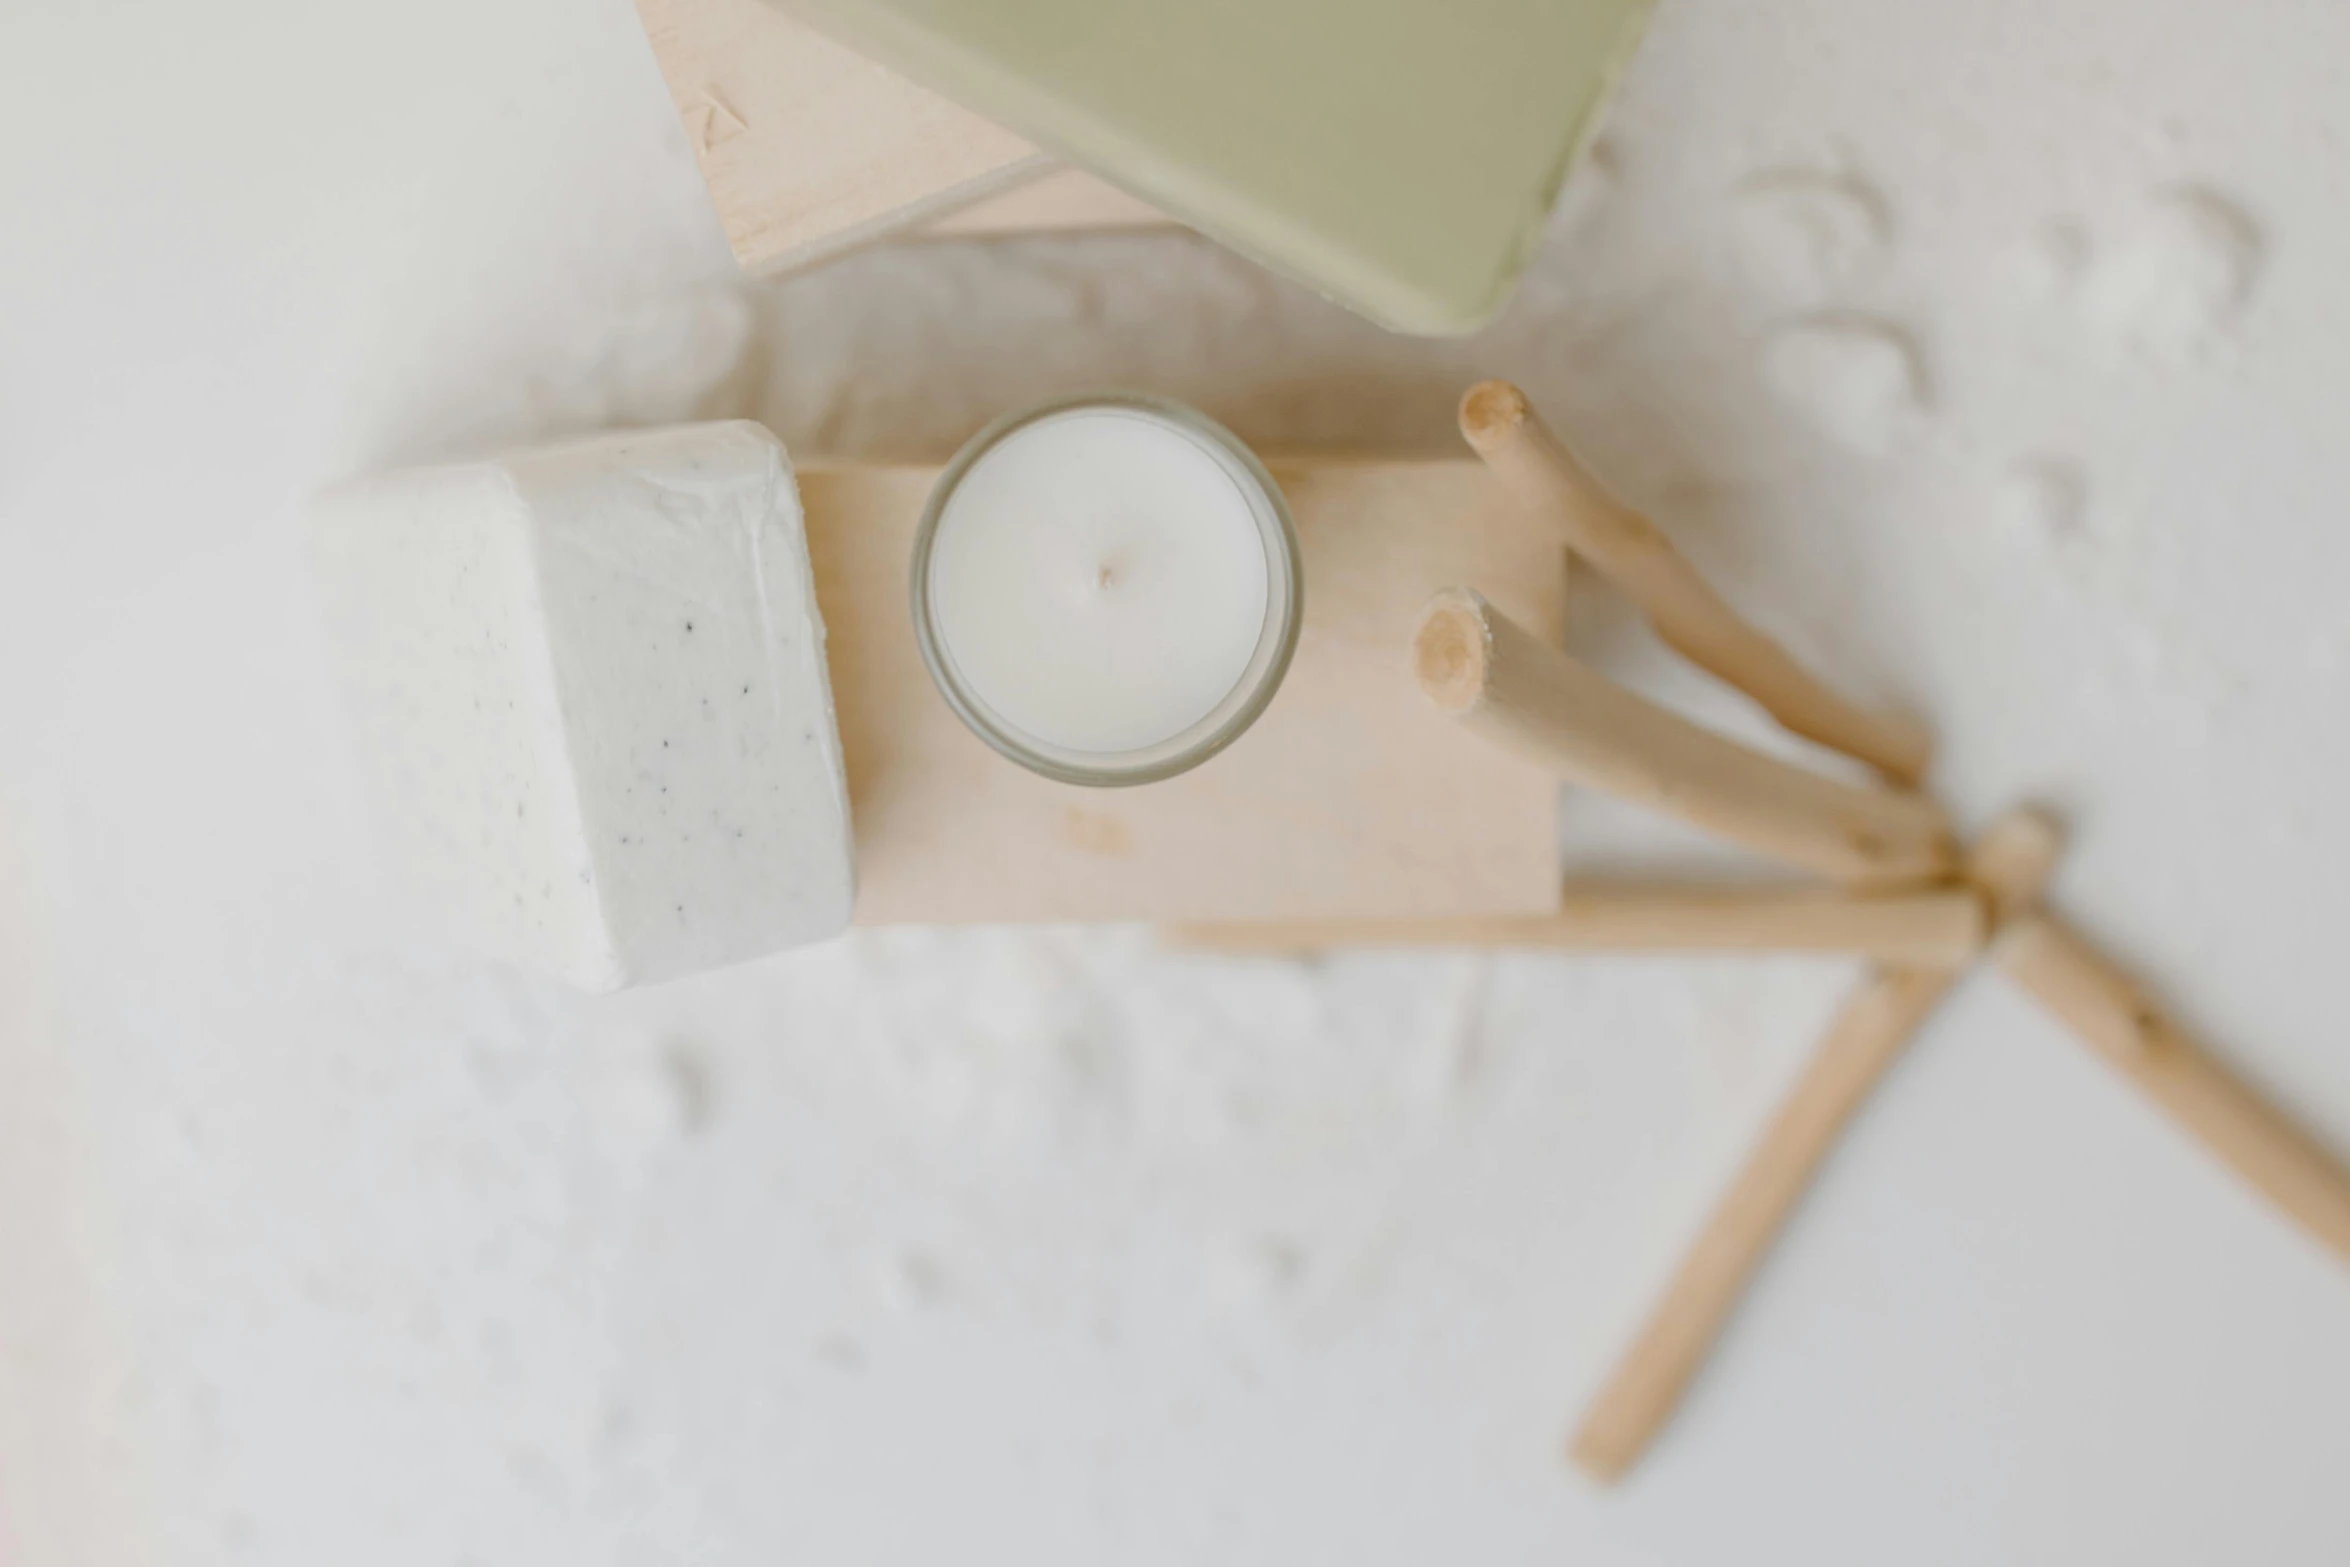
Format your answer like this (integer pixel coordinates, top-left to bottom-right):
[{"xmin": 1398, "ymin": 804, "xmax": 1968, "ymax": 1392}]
[{"xmin": 775, "ymin": 0, "xmax": 1657, "ymax": 336}]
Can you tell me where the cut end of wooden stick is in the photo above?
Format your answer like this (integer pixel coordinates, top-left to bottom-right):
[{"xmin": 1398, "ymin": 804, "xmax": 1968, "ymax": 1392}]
[
  {"xmin": 1458, "ymin": 379, "xmax": 1531, "ymax": 454},
  {"xmin": 1964, "ymin": 806, "xmax": 2066, "ymax": 924},
  {"xmin": 1413, "ymin": 589, "xmax": 1496, "ymax": 712},
  {"xmin": 1568, "ymin": 1422, "xmax": 1637, "ymax": 1485}
]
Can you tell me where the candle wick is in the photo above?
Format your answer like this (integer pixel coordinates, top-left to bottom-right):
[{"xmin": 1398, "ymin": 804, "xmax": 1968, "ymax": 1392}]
[{"xmin": 1095, "ymin": 563, "xmax": 1117, "ymax": 590}]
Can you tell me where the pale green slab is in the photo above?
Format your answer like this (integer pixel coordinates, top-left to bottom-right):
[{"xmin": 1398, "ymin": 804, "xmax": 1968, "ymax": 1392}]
[{"xmin": 775, "ymin": 0, "xmax": 1657, "ymax": 336}]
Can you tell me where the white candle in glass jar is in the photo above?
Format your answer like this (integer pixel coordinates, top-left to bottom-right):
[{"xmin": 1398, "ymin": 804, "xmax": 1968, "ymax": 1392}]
[{"xmin": 913, "ymin": 397, "xmax": 1301, "ymax": 785}]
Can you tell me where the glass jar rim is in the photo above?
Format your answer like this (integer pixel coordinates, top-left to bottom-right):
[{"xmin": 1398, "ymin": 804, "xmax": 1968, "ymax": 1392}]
[{"xmin": 908, "ymin": 393, "xmax": 1304, "ymax": 788}]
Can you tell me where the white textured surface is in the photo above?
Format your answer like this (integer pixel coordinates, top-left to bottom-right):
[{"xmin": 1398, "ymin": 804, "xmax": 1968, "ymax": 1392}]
[{"xmin": 7, "ymin": 1, "xmax": 2350, "ymax": 1564}]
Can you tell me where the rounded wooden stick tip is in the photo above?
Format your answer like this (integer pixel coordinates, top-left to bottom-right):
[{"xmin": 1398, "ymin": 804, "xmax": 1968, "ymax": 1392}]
[
  {"xmin": 1569, "ymin": 1422, "xmax": 1636, "ymax": 1484},
  {"xmin": 1413, "ymin": 589, "xmax": 1495, "ymax": 712},
  {"xmin": 1965, "ymin": 804, "xmax": 2065, "ymax": 919},
  {"xmin": 1458, "ymin": 379, "xmax": 1531, "ymax": 453},
  {"xmin": 1976, "ymin": 806, "xmax": 2063, "ymax": 872}
]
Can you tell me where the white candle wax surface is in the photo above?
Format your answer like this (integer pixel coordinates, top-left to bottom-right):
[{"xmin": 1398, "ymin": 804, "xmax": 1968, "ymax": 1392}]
[{"xmin": 924, "ymin": 406, "xmax": 1287, "ymax": 762}]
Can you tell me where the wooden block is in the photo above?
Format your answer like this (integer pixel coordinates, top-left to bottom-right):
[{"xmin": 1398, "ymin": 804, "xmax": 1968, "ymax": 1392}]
[
  {"xmin": 800, "ymin": 458, "xmax": 1564, "ymax": 923},
  {"xmin": 631, "ymin": 0, "xmax": 1174, "ymax": 273},
  {"xmin": 915, "ymin": 166, "xmax": 1176, "ymax": 241},
  {"xmin": 632, "ymin": 0, "xmax": 1043, "ymax": 273}
]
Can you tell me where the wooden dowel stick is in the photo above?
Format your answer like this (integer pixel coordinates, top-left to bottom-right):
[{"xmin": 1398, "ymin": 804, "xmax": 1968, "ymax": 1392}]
[
  {"xmin": 1569, "ymin": 808, "xmax": 2063, "ymax": 1483},
  {"xmin": 1415, "ymin": 589, "xmax": 1955, "ymax": 888},
  {"xmin": 1169, "ymin": 886, "xmax": 1985, "ymax": 967},
  {"xmin": 1998, "ymin": 915, "xmax": 2350, "ymax": 1268},
  {"xmin": 1459, "ymin": 380, "xmax": 1931, "ymax": 784}
]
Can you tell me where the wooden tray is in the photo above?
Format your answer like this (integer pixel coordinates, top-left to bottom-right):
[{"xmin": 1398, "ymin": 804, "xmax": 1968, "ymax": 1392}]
[
  {"xmin": 801, "ymin": 458, "xmax": 1564, "ymax": 923},
  {"xmin": 632, "ymin": 0, "xmax": 1173, "ymax": 274}
]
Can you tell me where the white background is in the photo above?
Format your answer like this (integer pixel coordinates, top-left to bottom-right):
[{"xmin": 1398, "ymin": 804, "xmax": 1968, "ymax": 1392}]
[{"xmin": 5, "ymin": 1, "xmax": 2350, "ymax": 1563}]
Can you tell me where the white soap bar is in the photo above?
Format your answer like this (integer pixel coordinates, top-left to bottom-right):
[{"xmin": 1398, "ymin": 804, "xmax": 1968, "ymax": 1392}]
[{"xmin": 312, "ymin": 422, "xmax": 855, "ymax": 990}]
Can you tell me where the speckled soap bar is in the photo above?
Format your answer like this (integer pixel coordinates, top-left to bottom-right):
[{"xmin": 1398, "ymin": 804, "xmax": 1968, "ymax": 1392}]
[{"xmin": 311, "ymin": 422, "xmax": 855, "ymax": 990}]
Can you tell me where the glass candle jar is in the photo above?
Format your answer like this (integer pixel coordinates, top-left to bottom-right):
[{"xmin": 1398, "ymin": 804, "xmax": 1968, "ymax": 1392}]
[{"xmin": 909, "ymin": 394, "xmax": 1303, "ymax": 786}]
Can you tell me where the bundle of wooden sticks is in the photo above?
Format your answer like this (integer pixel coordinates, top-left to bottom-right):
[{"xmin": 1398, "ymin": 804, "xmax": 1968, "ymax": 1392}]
[{"xmin": 1185, "ymin": 380, "xmax": 2350, "ymax": 1482}]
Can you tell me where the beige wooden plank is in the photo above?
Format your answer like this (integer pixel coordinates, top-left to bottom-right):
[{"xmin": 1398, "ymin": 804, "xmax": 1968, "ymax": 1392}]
[
  {"xmin": 800, "ymin": 458, "xmax": 1563, "ymax": 923},
  {"xmin": 917, "ymin": 166, "xmax": 1177, "ymax": 240},
  {"xmin": 631, "ymin": 0, "xmax": 1051, "ymax": 273},
  {"xmin": 1170, "ymin": 887, "xmax": 1987, "ymax": 966}
]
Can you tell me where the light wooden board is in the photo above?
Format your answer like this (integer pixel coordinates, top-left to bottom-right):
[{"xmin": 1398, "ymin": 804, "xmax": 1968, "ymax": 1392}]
[
  {"xmin": 917, "ymin": 166, "xmax": 1175, "ymax": 241},
  {"xmin": 632, "ymin": 0, "xmax": 1173, "ymax": 273},
  {"xmin": 800, "ymin": 459, "xmax": 1564, "ymax": 923}
]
